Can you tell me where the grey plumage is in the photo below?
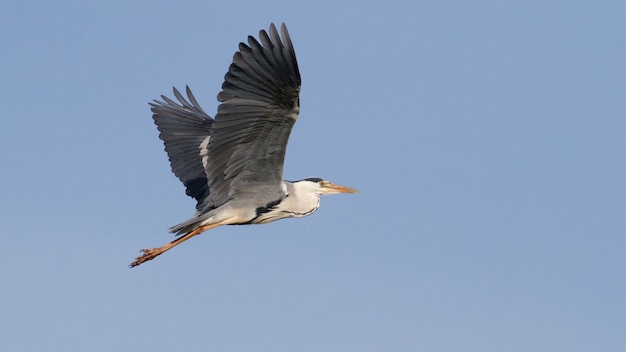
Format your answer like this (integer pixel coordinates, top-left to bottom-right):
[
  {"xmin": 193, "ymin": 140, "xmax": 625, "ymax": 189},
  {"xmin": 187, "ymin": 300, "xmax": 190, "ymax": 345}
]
[
  {"xmin": 131, "ymin": 23, "xmax": 356, "ymax": 267},
  {"xmin": 150, "ymin": 86, "xmax": 213, "ymax": 209}
]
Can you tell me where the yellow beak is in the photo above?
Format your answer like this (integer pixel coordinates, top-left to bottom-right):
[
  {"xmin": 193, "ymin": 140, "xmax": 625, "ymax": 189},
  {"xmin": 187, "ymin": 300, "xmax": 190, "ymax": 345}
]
[{"xmin": 324, "ymin": 182, "xmax": 359, "ymax": 194}]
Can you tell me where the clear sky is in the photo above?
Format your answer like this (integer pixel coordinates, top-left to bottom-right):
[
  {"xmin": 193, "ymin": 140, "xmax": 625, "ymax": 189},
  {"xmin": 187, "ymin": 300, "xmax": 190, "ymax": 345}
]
[{"xmin": 1, "ymin": 1, "xmax": 624, "ymax": 351}]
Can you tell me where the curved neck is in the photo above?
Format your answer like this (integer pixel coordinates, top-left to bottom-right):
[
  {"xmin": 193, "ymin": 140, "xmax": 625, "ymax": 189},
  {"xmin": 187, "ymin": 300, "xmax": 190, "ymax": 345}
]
[{"xmin": 281, "ymin": 181, "xmax": 321, "ymax": 217}]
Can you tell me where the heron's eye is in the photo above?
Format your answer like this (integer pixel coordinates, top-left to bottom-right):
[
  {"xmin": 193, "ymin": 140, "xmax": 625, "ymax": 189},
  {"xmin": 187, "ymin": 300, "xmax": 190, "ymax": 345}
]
[{"xmin": 320, "ymin": 181, "xmax": 329, "ymax": 186}]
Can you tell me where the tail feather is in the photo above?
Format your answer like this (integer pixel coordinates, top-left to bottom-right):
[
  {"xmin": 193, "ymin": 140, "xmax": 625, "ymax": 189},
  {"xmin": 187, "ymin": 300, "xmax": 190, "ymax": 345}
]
[{"xmin": 169, "ymin": 215, "xmax": 207, "ymax": 236}]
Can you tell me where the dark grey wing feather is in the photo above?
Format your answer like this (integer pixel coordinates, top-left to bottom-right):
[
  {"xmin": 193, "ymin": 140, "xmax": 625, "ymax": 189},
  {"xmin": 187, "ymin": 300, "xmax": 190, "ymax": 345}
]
[
  {"xmin": 150, "ymin": 86, "xmax": 213, "ymax": 209},
  {"xmin": 204, "ymin": 23, "xmax": 301, "ymax": 208}
]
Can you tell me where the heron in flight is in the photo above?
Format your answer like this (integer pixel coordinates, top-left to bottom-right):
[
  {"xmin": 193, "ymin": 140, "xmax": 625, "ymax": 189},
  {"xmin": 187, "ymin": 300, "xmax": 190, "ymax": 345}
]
[{"xmin": 130, "ymin": 23, "xmax": 357, "ymax": 267}]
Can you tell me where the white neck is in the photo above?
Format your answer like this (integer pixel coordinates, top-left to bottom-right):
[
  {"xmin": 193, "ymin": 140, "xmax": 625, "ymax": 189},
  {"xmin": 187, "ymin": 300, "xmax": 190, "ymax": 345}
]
[{"xmin": 280, "ymin": 181, "xmax": 322, "ymax": 217}]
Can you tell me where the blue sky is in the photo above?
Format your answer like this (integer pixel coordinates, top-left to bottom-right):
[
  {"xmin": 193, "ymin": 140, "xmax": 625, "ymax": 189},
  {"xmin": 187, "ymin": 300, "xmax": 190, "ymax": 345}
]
[{"xmin": 1, "ymin": 1, "xmax": 625, "ymax": 351}]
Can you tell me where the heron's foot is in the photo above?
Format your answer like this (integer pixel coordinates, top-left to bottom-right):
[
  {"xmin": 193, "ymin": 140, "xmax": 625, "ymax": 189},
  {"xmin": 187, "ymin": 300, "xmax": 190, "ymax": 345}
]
[
  {"xmin": 130, "ymin": 248, "xmax": 163, "ymax": 268},
  {"xmin": 129, "ymin": 223, "xmax": 223, "ymax": 268}
]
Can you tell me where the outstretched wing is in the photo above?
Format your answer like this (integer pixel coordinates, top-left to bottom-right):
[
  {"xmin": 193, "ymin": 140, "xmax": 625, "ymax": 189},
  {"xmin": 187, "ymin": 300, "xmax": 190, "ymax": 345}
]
[
  {"xmin": 203, "ymin": 23, "xmax": 301, "ymax": 209},
  {"xmin": 150, "ymin": 86, "xmax": 213, "ymax": 209}
]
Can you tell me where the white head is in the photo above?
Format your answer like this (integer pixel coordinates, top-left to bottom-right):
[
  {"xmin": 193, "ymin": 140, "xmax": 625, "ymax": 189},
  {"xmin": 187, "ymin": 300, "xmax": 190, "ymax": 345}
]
[{"xmin": 266, "ymin": 178, "xmax": 358, "ymax": 220}]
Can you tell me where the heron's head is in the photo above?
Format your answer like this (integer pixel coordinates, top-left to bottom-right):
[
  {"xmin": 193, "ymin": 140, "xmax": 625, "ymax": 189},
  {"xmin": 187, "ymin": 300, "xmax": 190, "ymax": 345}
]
[{"xmin": 297, "ymin": 177, "xmax": 359, "ymax": 196}]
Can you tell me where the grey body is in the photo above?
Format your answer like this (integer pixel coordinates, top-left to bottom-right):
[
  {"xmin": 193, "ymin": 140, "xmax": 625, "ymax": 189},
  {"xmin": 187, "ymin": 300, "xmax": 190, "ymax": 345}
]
[
  {"xmin": 131, "ymin": 23, "xmax": 356, "ymax": 267},
  {"xmin": 151, "ymin": 23, "xmax": 301, "ymax": 234}
]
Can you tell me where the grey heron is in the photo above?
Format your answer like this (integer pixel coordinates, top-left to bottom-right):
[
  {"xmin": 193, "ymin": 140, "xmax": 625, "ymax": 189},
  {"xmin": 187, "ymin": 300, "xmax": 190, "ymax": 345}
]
[{"xmin": 130, "ymin": 23, "xmax": 357, "ymax": 267}]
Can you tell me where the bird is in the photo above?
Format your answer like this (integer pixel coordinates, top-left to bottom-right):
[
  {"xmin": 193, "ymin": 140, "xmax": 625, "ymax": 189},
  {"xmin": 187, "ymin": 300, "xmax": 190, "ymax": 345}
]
[{"xmin": 130, "ymin": 23, "xmax": 358, "ymax": 267}]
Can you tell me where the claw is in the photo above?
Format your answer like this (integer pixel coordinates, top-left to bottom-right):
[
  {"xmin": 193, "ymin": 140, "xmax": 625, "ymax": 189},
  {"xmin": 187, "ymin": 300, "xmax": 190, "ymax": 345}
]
[
  {"xmin": 130, "ymin": 248, "xmax": 160, "ymax": 268},
  {"xmin": 129, "ymin": 222, "xmax": 224, "ymax": 268}
]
